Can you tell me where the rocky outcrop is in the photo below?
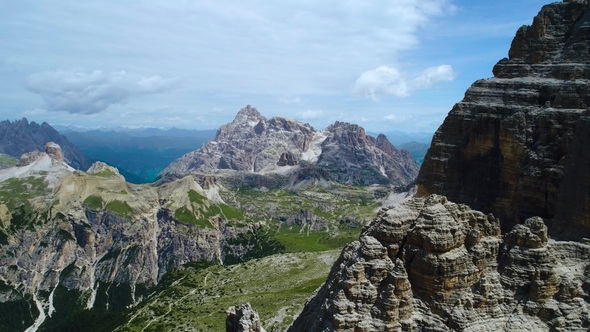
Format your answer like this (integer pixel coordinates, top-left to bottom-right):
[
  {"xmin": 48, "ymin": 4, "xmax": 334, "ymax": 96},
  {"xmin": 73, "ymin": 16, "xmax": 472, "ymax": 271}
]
[
  {"xmin": 0, "ymin": 118, "xmax": 92, "ymax": 170},
  {"xmin": 160, "ymin": 106, "xmax": 418, "ymax": 187},
  {"xmin": 226, "ymin": 303, "xmax": 266, "ymax": 332},
  {"xmin": 44, "ymin": 142, "xmax": 63, "ymax": 162},
  {"xmin": 417, "ymin": 0, "xmax": 590, "ymax": 233},
  {"xmin": 18, "ymin": 150, "xmax": 45, "ymax": 166},
  {"xmin": 0, "ymin": 158, "xmax": 268, "ymax": 331},
  {"xmin": 289, "ymin": 195, "xmax": 590, "ymax": 331}
]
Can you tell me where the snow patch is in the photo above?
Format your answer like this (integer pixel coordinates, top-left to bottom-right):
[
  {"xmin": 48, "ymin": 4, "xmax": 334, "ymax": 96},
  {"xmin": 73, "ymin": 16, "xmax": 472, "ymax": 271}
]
[{"xmin": 301, "ymin": 131, "xmax": 327, "ymax": 163}]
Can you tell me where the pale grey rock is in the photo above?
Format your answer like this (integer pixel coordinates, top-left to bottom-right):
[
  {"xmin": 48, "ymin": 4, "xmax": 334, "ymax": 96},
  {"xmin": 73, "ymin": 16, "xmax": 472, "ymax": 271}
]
[
  {"xmin": 18, "ymin": 150, "xmax": 44, "ymax": 166},
  {"xmin": 289, "ymin": 195, "xmax": 590, "ymax": 331},
  {"xmin": 86, "ymin": 161, "xmax": 125, "ymax": 180},
  {"xmin": 226, "ymin": 303, "xmax": 266, "ymax": 332},
  {"xmin": 160, "ymin": 105, "xmax": 418, "ymax": 187}
]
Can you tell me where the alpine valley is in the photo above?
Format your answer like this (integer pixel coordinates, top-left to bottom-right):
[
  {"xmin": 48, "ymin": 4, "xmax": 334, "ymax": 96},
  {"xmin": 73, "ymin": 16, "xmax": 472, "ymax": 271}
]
[
  {"xmin": 0, "ymin": 108, "xmax": 418, "ymax": 332},
  {"xmin": 2, "ymin": 1, "xmax": 590, "ymax": 332}
]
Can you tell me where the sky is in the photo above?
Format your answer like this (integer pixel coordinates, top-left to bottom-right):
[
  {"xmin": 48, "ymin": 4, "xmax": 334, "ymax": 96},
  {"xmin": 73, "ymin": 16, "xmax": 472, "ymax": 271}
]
[{"xmin": 0, "ymin": 0, "xmax": 550, "ymax": 133}]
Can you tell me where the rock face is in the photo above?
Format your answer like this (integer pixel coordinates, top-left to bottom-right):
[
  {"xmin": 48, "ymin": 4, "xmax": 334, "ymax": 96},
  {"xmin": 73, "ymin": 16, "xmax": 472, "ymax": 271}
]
[
  {"xmin": 289, "ymin": 195, "xmax": 590, "ymax": 331},
  {"xmin": 0, "ymin": 158, "xmax": 268, "ymax": 331},
  {"xmin": 417, "ymin": 0, "xmax": 590, "ymax": 233},
  {"xmin": 226, "ymin": 303, "xmax": 265, "ymax": 332},
  {"xmin": 0, "ymin": 118, "xmax": 92, "ymax": 170},
  {"xmin": 160, "ymin": 106, "xmax": 418, "ymax": 187}
]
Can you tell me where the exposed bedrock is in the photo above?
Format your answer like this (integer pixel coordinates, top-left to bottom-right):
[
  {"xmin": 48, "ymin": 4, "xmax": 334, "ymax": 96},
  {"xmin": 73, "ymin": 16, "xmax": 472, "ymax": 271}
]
[
  {"xmin": 288, "ymin": 195, "xmax": 590, "ymax": 331},
  {"xmin": 417, "ymin": 0, "xmax": 590, "ymax": 234}
]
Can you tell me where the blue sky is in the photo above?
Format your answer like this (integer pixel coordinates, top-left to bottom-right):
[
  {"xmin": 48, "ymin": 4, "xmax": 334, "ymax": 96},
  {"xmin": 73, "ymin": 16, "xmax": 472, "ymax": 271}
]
[{"xmin": 0, "ymin": 0, "xmax": 549, "ymax": 133}]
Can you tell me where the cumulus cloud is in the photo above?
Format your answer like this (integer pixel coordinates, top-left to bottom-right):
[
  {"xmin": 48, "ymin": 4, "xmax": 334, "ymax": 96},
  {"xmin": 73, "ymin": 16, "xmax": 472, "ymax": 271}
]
[
  {"xmin": 26, "ymin": 70, "xmax": 177, "ymax": 114},
  {"xmin": 353, "ymin": 65, "xmax": 455, "ymax": 100}
]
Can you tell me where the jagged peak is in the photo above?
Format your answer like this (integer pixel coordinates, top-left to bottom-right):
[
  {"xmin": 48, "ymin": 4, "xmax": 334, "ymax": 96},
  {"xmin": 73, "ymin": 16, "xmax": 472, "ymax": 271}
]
[
  {"xmin": 86, "ymin": 161, "xmax": 125, "ymax": 180},
  {"xmin": 233, "ymin": 105, "xmax": 264, "ymax": 123}
]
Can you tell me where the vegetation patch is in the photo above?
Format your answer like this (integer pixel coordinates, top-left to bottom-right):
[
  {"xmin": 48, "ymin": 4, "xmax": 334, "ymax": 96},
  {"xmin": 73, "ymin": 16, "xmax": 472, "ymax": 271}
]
[
  {"xmin": 89, "ymin": 169, "xmax": 118, "ymax": 178},
  {"xmin": 0, "ymin": 154, "xmax": 18, "ymax": 168},
  {"xmin": 174, "ymin": 206, "xmax": 213, "ymax": 228},
  {"xmin": 105, "ymin": 200, "xmax": 133, "ymax": 219},
  {"xmin": 224, "ymin": 230, "xmax": 285, "ymax": 264},
  {"xmin": 271, "ymin": 223, "xmax": 361, "ymax": 253},
  {"xmin": 83, "ymin": 195, "xmax": 103, "ymax": 210},
  {"xmin": 117, "ymin": 250, "xmax": 340, "ymax": 332},
  {"xmin": 0, "ymin": 176, "xmax": 49, "ymax": 210}
]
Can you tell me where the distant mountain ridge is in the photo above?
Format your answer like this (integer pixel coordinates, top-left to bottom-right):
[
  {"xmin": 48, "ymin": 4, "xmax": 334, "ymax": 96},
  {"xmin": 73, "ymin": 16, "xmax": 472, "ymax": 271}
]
[
  {"xmin": 160, "ymin": 105, "xmax": 419, "ymax": 187},
  {"xmin": 0, "ymin": 118, "xmax": 92, "ymax": 170},
  {"xmin": 60, "ymin": 129, "xmax": 216, "ymax": 183}
]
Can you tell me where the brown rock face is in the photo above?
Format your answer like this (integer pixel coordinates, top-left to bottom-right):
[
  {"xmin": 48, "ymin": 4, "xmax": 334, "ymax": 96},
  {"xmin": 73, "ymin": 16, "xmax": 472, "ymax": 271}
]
[
  {"xmin": 276, "ymin": 151, "xmax": 297, "ymax": 166},
  {"xmin": 289, "ymin": 195, "xmax": 590, "ymax": 331},
  {"xmin": 417, "ymin": 0, "xmax": 590, "ymax": 233},
  {"xmin": 44, "ymin": 142, "xmax": 64, "ymax": 162},
  {"xmin": 18, "ymin": 150, "xmax": 44, "ymax": 166}
]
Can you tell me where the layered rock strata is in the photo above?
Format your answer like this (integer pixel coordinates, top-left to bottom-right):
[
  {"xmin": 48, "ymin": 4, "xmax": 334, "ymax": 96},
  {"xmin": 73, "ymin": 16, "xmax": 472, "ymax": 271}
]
[
  {"xmin": 160, "ymin": 106, "xmax": 418, "ymax": 187},
  {"xmin": 417, "ymin": 0, "xmax": 590, "ymax": 233},
  {"xmin": 0, "ymin": 156, "xmax": 266, "ymax": 331},
  {"xmin": 289, "ymin": 195, "xmax": 590, "ymax": 331}
]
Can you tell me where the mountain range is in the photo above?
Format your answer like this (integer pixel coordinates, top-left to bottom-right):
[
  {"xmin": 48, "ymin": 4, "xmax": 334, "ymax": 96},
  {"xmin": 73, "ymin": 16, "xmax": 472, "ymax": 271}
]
[
  {"xmin": 0, "ymin": 119, "xmax": 92, "ymax": 171},
  {"xmin": 1, "ymin": 1, "xmax": 590, "ymax": 331},
  {"xmin": 160, "ymin": 105, "xmax": 419, "ymax": 188}
]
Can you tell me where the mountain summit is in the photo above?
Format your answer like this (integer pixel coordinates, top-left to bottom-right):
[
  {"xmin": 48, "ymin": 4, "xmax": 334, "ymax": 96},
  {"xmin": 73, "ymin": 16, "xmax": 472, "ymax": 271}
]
[{"xmin": 160, "ymin": 105, "xmax": 418, "ymax": 187}]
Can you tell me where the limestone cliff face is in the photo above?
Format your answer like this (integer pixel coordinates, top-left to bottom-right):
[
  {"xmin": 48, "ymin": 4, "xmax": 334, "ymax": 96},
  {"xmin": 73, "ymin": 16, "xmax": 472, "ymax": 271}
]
[
  {"xmin": 289, "ymin": 195, "xmax": 590, "ymax": 331},
  {"xmin": 0, "ymin": 152, "xmax": 263, "ymax": 331},
  {"xmin": 160, "ymin": 106, "xmax": 418, "ymax": 187},
  {"xmin": 417, "ymin": 0, "xmax": 590, "ymax": 232}
]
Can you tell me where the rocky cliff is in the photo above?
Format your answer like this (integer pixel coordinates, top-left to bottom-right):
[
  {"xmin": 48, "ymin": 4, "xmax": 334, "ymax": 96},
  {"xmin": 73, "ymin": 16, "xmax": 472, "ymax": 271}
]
[
  {"xmin": 289, "ymin": 1, "xmax": 590, "ymax": 331},
  {"xmin": 0, "ymin": 144, "xmax": 269, "ymax": 331},
  {"xmin": 289, "ymin": 195, "xmax": 590, "ymax": 331},
  {"xmin": 0, "ymin": 118, "xmax": 92, "ymax": 171},
  {"xmin": 417, "ymin": 0, "xmax": 590, "ymax": 234},
  {"xmin": 160, "ymin": 106, "xmax": 418, "ymax": 187}
]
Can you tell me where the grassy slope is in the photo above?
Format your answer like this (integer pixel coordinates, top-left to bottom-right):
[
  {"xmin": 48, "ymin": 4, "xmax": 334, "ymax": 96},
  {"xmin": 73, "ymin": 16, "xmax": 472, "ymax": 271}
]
[
  {"xmin": 116, "ymin": 250, "xmax": 341, "ymax": 332},
  {"xmin": 0, "ymin": 154, "xmax": 18, "ymax": 169}
]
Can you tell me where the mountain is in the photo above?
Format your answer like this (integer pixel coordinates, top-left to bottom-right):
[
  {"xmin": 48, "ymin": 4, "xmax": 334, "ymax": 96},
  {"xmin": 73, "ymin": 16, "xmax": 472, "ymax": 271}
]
[
  {"xmin": 367, "ymin": 130, "xmax": 434, "ymax": 145},
  {"xmin": 58, "ymin": 129, "xmax": 216, "ymax": 183},
  {"xmin": 395, "ymin": 141, "xmax": 430, "ymax": 165},
  {"xmin": 0, "ymin": 139, "xmax": 402, "ymax": 331},
  {"xmin": 289, "ymin": 1, "xmax": 590, "ymax": 331},
  {"xmin": 160, "ymin": 105, "xmax": 419, "ymax": 187},
  {"xmin": 417, "ymin": 0, "xmax": 590, "ymax": 234},
  {"xmin": 0, "ymin": 118, "xmax": 92, "ymax": 170}
]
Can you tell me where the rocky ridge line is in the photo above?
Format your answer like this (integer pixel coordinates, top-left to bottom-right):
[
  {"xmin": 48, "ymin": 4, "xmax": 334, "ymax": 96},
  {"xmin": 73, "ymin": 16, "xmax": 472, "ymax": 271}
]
[{"xmin": 160, "ymin": 106, "xmax": 418, "ymax": 187}]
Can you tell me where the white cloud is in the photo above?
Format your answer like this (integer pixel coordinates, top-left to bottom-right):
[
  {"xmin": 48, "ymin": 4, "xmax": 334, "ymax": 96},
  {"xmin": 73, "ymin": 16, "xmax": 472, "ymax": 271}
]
[
  {"xmin": 26, "ymin": 70, "xmax": 178, "ymax": 114},
  {"xmin": 353, "ymin": 65, "xmax": 455, "ymax": 100},
  {"xmin": 297, "ymin": 109, "xmax": 323, "ymax": 120},
  {"xmin": 279, "ymin": 96, "xmax": 303, "ymax": 105}
]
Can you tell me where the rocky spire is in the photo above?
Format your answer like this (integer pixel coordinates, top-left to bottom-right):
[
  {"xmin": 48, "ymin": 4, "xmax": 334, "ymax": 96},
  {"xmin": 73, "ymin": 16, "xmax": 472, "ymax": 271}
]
[{"xmin": 226, "ymin": 303, "xmax": 265, "ymax": 332}]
